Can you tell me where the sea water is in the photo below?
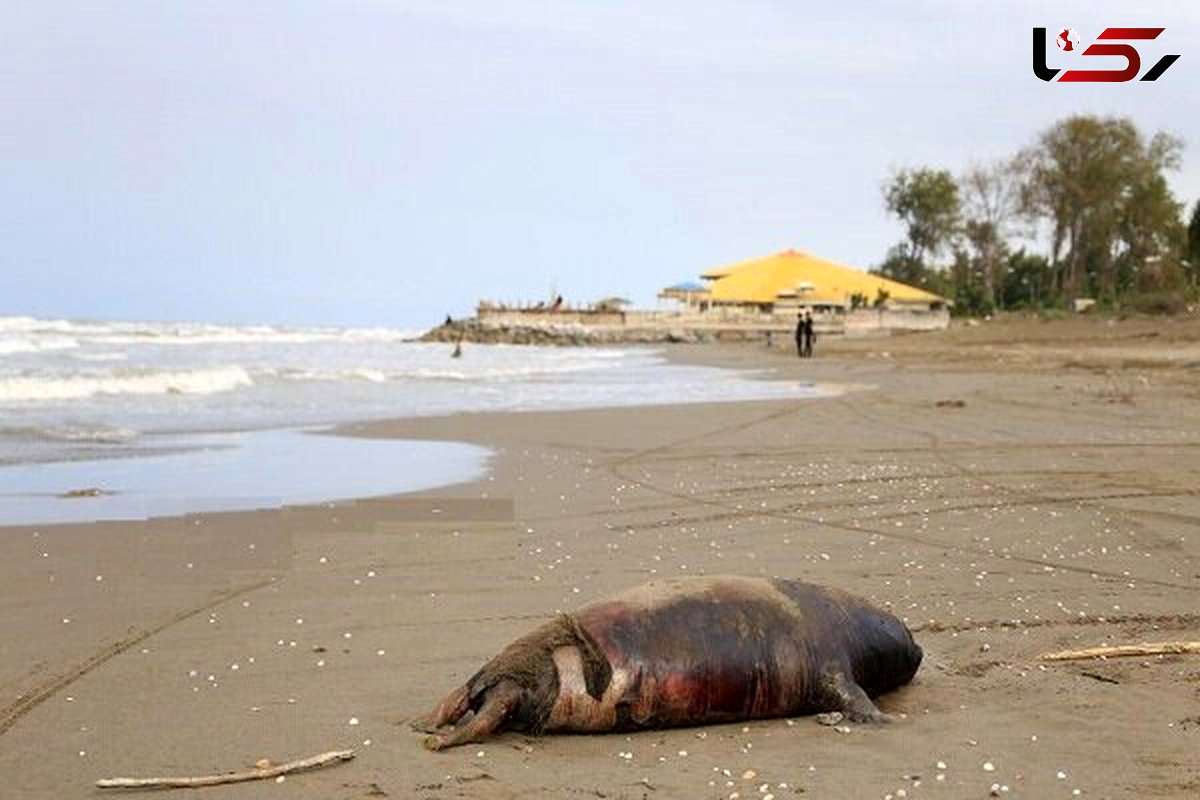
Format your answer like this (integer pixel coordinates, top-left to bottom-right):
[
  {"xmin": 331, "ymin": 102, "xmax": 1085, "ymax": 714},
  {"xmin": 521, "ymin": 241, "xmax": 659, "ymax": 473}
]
[
  {"xmin": 0, "ymin": 429, "xmax": 490, "ymax": 525},
  {"xmin": 0, "ymin": 315, "xmax": 823, "ymax": 523}
]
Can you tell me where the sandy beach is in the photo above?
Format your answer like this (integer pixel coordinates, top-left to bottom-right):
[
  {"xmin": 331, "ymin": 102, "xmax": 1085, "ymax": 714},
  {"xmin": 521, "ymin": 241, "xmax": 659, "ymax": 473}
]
[{"xmin": 2, "ymin": 316, "xmax": 1199, "ymax": 799}]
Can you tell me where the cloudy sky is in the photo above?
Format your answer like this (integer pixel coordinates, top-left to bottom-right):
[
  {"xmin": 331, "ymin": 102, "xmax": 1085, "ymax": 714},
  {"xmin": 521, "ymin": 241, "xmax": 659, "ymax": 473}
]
[{"xmin": 2, "ymin": 1, "xmax": 1197, "ymax": 327}]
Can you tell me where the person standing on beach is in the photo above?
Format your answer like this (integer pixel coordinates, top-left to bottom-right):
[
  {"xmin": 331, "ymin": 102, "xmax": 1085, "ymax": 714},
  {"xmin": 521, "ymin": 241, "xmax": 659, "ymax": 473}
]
[
  {"xmin": 802, "ymin": 311, "xmax": 816, "ymax": 358},
  {"xmin": 794, "ymin": 313, "xmax": 805, "ymax": 358}
]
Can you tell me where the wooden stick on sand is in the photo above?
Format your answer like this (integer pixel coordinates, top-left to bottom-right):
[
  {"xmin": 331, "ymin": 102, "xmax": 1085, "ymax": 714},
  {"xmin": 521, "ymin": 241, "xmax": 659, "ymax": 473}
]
[
  {"xmin": 1040, "ymin": 641, "xmax": 1200, "ymax": 662},
  {"xmin": 96, "ymin": 749, "xmax": 355, "ymax": 790}
]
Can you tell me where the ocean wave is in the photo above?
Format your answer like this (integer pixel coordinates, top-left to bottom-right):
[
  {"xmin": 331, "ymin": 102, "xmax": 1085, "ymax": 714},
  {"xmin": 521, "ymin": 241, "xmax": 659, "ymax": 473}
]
[
  {"xmin": 0, "ymin": 423, "xmax": 139, "ymax": 443},
  {"xmin": 270, "ymin": 367, "xmax": 389, "ymax": 383},
  {"xmin": 0, "ymin": 316, "xmax": 113, "ymax": 336},
  {"xmin": 0, "ymin": 315, "xmax": 422, "ymax": 346},
  {"xmin": 337, "ymin": 326, "xmax": 426, "ymax": 342},
  {"xmin": 71, "ymin": 351, "xmax": 129, "ymax": 362},
  {"xmin": 399, "ymin": 364, "xmax": 604, "ymax": 381},
  {"xmin": 99, "ymin": 329, "xmax": 418, "ymax": 346},
  {"xmin": 0, "ymin": 335, "xmax": 81, "ymax": 355},
  {"xmin": 0, "ymin": 366, "xmax": 253, "ymax": 402},
  {"xmin": 262, "ymin": 360, "xmax": 628, "ymax": 384},
  {"xmin": 0, "ymin": 316, "xmax": 62, "ymax": 333}
]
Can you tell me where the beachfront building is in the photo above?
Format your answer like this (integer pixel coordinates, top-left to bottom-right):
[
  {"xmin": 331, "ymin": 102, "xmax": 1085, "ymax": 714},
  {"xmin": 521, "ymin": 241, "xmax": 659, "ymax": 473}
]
[
  {"xmin": 463, "ymin": 248, "xmax": 948, "ymax": 342},
  {"xmin": 657, "ymin": 280, "xmax": 711, "ymax": 312},
  {"xmin": 660, "ymin": 249, "xmax": 947, "ymax": 315}
]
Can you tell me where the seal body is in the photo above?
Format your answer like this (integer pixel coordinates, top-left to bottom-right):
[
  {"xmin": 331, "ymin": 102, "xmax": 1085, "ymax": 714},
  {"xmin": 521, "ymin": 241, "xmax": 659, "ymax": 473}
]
[{"xmin": 415, "ymin": 576, "xmax": 922, "ymax": 750}]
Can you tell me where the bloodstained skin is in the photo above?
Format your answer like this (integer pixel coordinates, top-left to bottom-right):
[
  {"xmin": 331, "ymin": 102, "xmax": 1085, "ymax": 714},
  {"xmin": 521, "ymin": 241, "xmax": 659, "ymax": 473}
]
[{"xmin": 415, "ymin": 576, "xmax": 922, "ymax": 749}]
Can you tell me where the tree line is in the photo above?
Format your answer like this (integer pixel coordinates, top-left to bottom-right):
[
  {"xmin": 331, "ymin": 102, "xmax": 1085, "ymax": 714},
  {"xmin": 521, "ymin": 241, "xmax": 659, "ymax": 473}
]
[{"xmin": 876, "ymin": 114, "xmax": 1200, "ymax": 315}]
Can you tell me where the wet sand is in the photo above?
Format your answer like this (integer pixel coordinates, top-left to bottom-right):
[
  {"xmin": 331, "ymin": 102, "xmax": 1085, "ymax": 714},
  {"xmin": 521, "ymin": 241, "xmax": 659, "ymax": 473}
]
[{"xmin": 1, "ymin": 316, "xmax": 1198, "ymax": 799}]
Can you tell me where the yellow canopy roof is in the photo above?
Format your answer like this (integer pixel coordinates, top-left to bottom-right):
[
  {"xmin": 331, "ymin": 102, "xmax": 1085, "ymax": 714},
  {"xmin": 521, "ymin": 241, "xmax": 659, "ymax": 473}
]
[{"xmin": 701, "ymin": 249, "xmax": 944, "ymax": 305}]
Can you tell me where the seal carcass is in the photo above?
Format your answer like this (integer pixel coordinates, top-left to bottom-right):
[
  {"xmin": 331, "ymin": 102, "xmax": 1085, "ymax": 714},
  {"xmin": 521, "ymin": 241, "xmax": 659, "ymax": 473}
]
[{"xmin": 414, "ymin": 576, "xmax": 922, "ymax": 750}]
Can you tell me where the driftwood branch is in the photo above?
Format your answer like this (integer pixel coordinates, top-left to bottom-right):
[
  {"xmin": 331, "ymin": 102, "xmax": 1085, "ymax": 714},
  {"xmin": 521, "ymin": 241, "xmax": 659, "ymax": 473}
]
[
  {"xmin": 96, "ymin": 749, "xmax": 355, "ymax": 790},
  {"xmin": 1040, "ymin": 641, "xmax": 1200, "ymax": 662}
]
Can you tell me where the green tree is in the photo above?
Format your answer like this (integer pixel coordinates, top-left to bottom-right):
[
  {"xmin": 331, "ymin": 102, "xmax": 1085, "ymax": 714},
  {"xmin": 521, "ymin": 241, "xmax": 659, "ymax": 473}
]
[
  {"xmin": 875, "ymin": 246, "xmax": 925, "ymax": 287},
  {"xmin": 949, "ymin": 247, "xmax": 990, "ymax": 316},
  {"xmin": 1186, "ymin": 201, "xmax": 1200, "ymax": 289},
  {"xmin": 960, "ymin": 160, "xmax": 1020, "ymax": 309},
  {"xmin": 1117, "ymin": 173, "xmax": 1185, "ymax": 294},
  {"xmin": 1001, "ymin": 250, "xmax": 1053, "ymax": 309},
  {"xmin": 880, "ymin": 168, "xmax": 961, "ymax": 285},
  {"xmin": 1017, "ymin": 115, "xmax": 1183, "ymax": 300}
]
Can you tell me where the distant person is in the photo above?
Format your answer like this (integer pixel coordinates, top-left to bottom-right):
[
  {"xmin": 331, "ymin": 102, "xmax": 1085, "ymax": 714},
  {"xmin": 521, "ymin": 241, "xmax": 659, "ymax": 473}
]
[
  {"xmin": 444, "ymin": 314, "xmax": 453, "ymax": 326},
  {"xmin": 551, "ymin": 294, "xmax": 563, "ymax": 311},
  {"xmin": 451, "ymin": 332, "xmax": 464, "ymax": 359},
  {"xmin": 802, "ymin": 311, "xmax": 816, "ymax": 358},
  {"xmin": 794, "ymin": 313, "xmax": 804, "ymax": 358}
]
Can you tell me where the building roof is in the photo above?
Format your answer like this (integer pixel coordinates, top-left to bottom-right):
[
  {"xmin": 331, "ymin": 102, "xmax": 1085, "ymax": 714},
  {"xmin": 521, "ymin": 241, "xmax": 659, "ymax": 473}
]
[
  {"xmin": 700, "ymin": 249, "xmax": 945, "ymax": 305},
  {"xmin": 663, "ymin": 281, "xmax": 708, "ymax": 293}
]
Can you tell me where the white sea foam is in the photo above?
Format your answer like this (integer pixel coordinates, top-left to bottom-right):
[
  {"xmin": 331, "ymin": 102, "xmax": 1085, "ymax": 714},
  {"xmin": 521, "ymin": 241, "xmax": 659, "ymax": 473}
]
[
  {"xmin": 0, "ymin": 366, "xmax": 253, "ymax": 402},
  {"xmin": 0, "ymin": 316, "xmax": 116, "ymax": 336},
  {"xmin": 0, "ymin": 316, "xmax": 55, "ymax": 333},
  {"xmin": 0, "ymin": 335, "xmax": 80, "ymax": 355},
  {"xmin": 0, "ymin": 423, "xmax": 140, "ymax": 443},
  {"xmin": 267, "ymin": 360, "xmax": 627, "ymax": 384},
  {"xmin": 397, "ymin": 362, "xmax": 616, "ymax": 381},
  {"xmin": 0, "ymin": 315, "xmax": 422, "ymax": 346},
  {"xmin": 42, "ymin": 424, "xmax": 140, "ymax": 443},
  {"xmin": 267, "ymin": 367, "xmax": 389, "ymax": 383},
  {"xmin": 71, "ymin": 352, "xmax": 129, "ymax": 362}
]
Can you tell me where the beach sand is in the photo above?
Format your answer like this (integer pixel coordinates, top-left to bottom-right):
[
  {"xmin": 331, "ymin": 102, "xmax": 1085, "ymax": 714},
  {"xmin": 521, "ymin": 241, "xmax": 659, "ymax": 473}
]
[{"xmin": 1, "ymin": 316, "xmax": 1198, "ymax": 798}]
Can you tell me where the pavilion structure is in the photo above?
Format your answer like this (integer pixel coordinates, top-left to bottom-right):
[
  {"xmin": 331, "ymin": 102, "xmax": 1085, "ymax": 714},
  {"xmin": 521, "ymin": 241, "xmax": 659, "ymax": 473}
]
[{"xmin": 659, "ymin": 249, "xmax": 946, "ymax": 315}]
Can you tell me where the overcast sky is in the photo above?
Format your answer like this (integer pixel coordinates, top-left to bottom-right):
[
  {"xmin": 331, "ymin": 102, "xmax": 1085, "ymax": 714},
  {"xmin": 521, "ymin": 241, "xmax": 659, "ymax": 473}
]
[{"xmin": 2, "ymin": 1, "xmax": 1197, "ymax": 328}]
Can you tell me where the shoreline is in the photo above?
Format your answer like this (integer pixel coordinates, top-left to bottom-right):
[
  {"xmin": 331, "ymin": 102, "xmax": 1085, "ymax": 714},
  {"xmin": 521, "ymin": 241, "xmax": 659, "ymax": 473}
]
[
  {"xmin": 0, "ymin": 339, "xmax": 823, "ymax": 474},
  {"xmin": 1, "ymin": 321, "xmax": 1198, "ymax": 798},
  {"xmin": 0, "ymin": 392, "xmax": 838, "ymax": 532},
  {"xmin": 0, "ymin": 342, "xmax": 839, "ymax": 526}
]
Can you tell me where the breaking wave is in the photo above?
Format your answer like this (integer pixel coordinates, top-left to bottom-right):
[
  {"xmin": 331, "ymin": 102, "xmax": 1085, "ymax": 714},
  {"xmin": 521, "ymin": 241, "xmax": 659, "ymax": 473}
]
[
  {"xmin": 0, "ymin": 335, "xmax": 80, "ymax": 355},
  {"xmin": 0, "ymin": 366, "xmax": 253, "ymax": 402},
  {"xmin": 0, "ymin": 315, "xmax": 423, "ymax": 346},
  {"xmin": 0, "ymin": 423, "xmax": 139, "ymax": 443}
]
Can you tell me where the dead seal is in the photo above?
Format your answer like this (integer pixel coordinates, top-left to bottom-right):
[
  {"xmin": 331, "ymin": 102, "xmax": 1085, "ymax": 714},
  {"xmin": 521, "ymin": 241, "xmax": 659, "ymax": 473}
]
[{"xmin": 414, "ymin": 576, "xmax": 922, "ymax": 750}]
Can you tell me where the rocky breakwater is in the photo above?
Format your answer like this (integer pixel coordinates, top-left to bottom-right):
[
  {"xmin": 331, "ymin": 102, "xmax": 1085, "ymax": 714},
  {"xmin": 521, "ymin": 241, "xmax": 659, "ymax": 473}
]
[{"xmin": 419, "ymin": 319, "xmax": 740, "ymax": 346}]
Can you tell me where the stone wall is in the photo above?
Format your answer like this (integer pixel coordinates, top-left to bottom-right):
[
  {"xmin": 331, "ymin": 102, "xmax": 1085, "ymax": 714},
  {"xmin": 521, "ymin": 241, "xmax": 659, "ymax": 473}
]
[
  {"xmin": 843, "ymin": 307, "xmax": 951, "ymax": 336},
  {"xmin": 477, "ymin": 308, "xmax": 627, "ymax": 327}
]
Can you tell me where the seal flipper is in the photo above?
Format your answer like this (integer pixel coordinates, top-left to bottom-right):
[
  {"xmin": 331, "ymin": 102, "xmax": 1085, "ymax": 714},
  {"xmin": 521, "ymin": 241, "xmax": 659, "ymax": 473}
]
[
  {"xmin": 422, "ymin": 679, "xmax": 523, "ymax": 750},
  {"xmin": 412, "ymin": 682, "xmax": 471, "ymax": 733},
  {"xmin": 821, "ymin": 667, "xmax": 895, "ymax": 724}
]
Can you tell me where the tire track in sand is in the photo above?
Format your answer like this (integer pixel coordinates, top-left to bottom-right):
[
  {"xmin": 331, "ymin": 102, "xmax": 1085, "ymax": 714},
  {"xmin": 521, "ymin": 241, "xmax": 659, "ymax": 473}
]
[{"xmin": 0, "ymin": 576, "xmax": 276, "ymax": 737}]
